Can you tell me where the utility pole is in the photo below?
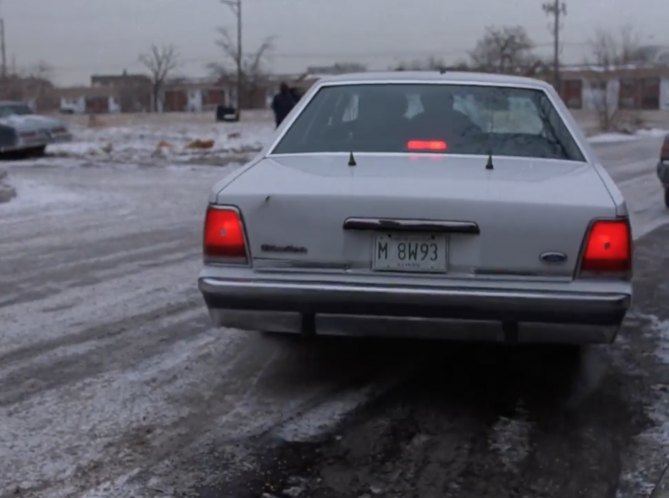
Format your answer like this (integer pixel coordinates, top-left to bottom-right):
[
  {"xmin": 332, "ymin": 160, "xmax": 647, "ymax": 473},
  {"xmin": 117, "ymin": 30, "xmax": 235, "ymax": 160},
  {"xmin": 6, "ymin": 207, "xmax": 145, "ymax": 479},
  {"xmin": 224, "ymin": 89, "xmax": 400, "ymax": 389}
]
[
  {"xmin": 542, "ymin": 0, "xmax": 566, "ymax": 90},
  {"xmin": 221, "ymin": 0, "xmax": 242, "ymax": 119},
  {"xmin": 0, "ymin": 18, "xmax": 7, "ymax": 81}
]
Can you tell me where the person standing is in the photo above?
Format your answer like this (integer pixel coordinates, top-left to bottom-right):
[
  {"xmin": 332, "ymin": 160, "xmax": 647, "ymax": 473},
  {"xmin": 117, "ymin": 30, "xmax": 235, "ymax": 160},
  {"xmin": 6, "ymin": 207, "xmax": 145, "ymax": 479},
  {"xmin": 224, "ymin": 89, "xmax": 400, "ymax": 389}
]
[{"xmin": 271, "ymin": 82, "xmax": 297, "ymax": 127}]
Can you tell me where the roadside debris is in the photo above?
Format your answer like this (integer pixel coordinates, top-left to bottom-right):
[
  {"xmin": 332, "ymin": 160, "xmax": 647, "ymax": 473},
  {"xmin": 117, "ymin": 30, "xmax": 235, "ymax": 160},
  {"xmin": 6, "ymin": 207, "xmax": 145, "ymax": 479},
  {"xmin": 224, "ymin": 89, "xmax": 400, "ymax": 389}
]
[{"xmin": 185, "ymin": 139, "xmax": 215, "ymax": 150}]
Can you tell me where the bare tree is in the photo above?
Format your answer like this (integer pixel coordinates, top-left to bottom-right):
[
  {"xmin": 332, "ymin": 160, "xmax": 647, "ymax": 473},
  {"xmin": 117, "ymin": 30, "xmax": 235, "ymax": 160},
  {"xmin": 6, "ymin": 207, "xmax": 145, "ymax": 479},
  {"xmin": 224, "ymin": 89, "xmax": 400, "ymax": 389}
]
[
  {"xmin": 1, "ymin": 61, "xmax": 58, "ymax": 110},
  {"xmin": 27, "ymin": 60, "xmax": 53, "ymax": 81},
  {"xmin": 139, "ymin": 44, "xmax": 179, "ymax": 112},
  {"xmin": 469, "ymin": 26, "xmax": 538, "ymax": 75},
  {"xmin": 208, "ymin": 27, "xmax": 273, "ymax": 109},
  {"xmin": 587, "ymin": 25, "xmax": 640, "ymax": 131}
]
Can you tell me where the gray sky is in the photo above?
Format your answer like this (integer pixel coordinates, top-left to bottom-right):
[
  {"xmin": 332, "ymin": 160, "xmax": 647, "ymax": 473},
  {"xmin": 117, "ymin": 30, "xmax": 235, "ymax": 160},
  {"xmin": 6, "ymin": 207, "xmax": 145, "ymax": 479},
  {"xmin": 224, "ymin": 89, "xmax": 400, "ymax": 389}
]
[{"xmin": 1, "ymin": 0, "xmax": 667, "ymax": 86}]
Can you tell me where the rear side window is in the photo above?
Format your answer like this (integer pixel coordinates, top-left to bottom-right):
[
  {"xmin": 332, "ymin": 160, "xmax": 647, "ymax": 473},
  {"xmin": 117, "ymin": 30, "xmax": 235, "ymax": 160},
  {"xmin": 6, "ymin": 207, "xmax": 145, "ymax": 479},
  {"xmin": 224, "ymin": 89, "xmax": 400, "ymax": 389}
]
[
  {"xmin": 0, "ymin": 104, "xmax": 33, "ymax": 118},
  {"xmin": 272, "ymin": 83, "xmax": 585, "ymax": 162}
]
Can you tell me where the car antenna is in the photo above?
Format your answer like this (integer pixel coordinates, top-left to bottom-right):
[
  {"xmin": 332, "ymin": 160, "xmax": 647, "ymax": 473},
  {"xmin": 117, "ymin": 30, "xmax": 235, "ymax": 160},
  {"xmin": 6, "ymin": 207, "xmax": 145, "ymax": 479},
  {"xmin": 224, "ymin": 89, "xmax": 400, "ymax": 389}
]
[
  {"xmin": 348, "ymin": 151, "xmax": 357, "ymax": 167},
  {"xmin": 485, "ymin": 150, "xmax": 495, "ymax": 169},
  {"xmin": 486, "ymin": 150, "xmax": 494, "ymax": 170}
]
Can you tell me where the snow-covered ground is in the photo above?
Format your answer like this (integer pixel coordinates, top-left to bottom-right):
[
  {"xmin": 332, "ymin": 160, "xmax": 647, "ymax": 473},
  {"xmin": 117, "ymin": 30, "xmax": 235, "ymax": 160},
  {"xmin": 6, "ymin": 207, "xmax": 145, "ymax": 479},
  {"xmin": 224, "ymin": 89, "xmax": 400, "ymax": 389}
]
[{"xmin": 45, "ymin": 114, "xmax": 276, "ymax": 166}]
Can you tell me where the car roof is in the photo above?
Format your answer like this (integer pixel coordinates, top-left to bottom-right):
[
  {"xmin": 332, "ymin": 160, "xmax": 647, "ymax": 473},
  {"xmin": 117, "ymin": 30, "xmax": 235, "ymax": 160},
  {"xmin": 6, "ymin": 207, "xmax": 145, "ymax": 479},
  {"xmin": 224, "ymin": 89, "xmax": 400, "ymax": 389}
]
[{"xmin": 314, "ymin": 71, "xmax": 552, "ymax": 90}]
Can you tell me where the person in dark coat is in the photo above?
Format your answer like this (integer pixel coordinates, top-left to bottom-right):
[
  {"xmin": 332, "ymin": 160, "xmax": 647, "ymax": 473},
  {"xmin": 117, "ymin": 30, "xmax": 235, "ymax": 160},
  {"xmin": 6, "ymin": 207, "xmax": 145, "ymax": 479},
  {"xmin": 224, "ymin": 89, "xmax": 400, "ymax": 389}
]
[{"xmin": 271, "ymin": 82, "xmax": 297, "ymax": 127}]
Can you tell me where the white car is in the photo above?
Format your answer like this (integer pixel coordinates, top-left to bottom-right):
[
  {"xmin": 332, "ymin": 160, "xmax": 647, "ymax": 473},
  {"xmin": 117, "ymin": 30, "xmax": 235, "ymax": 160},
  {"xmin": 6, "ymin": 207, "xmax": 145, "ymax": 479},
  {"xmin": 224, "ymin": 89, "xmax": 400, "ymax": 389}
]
[{"xmin": 199, "ymin": 72, "xmax": 632, "ymax": 345}]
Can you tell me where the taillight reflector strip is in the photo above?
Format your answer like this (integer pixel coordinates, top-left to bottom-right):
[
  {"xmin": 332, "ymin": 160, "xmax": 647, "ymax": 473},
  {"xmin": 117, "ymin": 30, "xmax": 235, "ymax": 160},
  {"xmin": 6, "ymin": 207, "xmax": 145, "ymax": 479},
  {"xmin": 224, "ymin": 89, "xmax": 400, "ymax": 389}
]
[
  {"xmin": 581, "ymin": 219, "xmax": 631, "ymax": 273},
  {"xmin": 203, "ymin": 207, "xmax": 247, "ymax": 260}
]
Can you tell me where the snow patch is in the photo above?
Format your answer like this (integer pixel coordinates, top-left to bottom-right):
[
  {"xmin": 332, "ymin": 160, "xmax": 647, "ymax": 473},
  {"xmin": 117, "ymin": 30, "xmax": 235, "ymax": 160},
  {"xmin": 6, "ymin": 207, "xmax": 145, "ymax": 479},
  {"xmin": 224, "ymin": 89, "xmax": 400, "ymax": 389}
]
[
  {"xmin": 637, "ymin": 128, "xmax": 669, "ymax": 139},
  {"xmin": 588, "ymin": 133, "xmax": 639, "ymax": 144},
  {"xmin": 0, "ymin": 176, "xmax": 83, "ymax": 210},
  {"xmin": 588, "ymin": 128, "xmax": 668, "ymax": 144},
  {"xmin": 488, "ymin": 402, "xmax": 532, "ymax": 471},
  {"xmin": 47, "ymin": 120, "xmax": 275, "ymax": 165}
]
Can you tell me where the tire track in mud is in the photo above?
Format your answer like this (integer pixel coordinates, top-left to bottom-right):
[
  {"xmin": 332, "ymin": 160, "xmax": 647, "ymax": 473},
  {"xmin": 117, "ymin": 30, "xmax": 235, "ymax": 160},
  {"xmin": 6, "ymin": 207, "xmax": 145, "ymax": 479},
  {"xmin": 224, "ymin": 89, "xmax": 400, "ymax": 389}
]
[
  {"xmin": 0, "ymin": 300, "xmax": 205, "ymax": 406},
  {"xmin": 8, "ymin": 336, "xmax": 405, "ymax": 498}
]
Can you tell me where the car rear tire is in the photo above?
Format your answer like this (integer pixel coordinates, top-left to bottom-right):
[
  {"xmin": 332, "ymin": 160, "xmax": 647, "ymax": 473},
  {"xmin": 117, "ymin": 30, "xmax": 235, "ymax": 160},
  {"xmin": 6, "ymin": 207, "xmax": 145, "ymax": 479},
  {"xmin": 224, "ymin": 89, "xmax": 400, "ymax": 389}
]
[{"xmin": 665, "ymin": 187, "xmax": 669, "ymax": 208}]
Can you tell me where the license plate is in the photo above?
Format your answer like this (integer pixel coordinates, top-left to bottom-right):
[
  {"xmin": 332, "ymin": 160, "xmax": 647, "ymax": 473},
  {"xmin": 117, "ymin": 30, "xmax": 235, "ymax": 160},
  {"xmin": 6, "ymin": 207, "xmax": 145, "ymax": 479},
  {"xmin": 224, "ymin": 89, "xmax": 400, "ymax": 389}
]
[{"xmin": 372, "ymin": 233, "xmax": 447, "ymax": 273}]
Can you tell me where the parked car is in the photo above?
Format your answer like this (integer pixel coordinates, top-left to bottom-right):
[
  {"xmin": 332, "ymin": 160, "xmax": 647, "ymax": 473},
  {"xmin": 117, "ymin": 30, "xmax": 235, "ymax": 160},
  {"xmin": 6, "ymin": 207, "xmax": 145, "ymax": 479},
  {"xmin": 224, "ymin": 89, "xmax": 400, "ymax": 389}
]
[
  {"xmin": 657, "ymin": 134, "xmax": 669, "ymax": 207},
  {"xmin": 0, "ymin": 101, "xmax": 72, "ymax": 157},
  {"xmin": 216, "ymin": 105, "xmax": 239, "ymax": 123},
  {"xmin": 199, "ymin": 72, "xmax": 632, "ymax": 345}
]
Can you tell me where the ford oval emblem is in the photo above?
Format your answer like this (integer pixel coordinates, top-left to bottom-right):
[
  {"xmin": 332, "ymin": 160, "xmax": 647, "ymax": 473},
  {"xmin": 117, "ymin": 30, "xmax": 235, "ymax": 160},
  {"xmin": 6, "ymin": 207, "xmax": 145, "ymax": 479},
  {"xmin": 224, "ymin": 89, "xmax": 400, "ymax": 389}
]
[{"xmin": 540, "ymin": 252, "xmax": 568, "ymax": 264}]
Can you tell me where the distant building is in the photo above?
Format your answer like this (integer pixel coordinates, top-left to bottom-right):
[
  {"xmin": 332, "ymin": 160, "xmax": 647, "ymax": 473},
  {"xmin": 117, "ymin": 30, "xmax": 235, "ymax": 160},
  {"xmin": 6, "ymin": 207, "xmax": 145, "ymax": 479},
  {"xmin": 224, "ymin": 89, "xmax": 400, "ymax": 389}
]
[
  {"xmin": 557, "ymin": 66, "xmax": 669, "ymax": 112},
  {"xmin": 91, "ymin": 71, "xmax": 152, "ymax": 112},
  {"xmin": 57, "ymin": 87, "xmax": 121, "ymax": 114},
  {"xmin": 162, "ymin": 79, "xmax": 227, "ymax": 113}
]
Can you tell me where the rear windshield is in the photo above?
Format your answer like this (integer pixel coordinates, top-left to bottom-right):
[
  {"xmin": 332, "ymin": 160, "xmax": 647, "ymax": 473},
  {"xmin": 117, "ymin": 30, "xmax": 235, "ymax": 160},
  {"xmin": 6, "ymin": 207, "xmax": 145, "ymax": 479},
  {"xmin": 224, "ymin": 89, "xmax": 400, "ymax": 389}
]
[{"xmin": 272, "ymin": 83, "xmax": 585, "ymax": 162}]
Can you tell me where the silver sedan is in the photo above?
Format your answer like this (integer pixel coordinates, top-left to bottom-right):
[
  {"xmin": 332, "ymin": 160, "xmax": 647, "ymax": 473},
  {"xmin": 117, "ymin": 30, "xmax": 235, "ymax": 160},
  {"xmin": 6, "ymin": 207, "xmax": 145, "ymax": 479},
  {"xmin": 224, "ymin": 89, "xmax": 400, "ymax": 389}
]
[{"xmin": 199, "ymin": 72, "xmax": 633, "ymax": 345}]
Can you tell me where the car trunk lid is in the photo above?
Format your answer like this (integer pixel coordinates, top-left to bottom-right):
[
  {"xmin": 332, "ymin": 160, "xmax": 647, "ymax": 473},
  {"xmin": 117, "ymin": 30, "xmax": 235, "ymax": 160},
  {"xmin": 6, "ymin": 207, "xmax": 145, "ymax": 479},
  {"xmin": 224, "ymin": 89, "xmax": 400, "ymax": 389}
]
[{"xmin": 217, "ymin": 154, "xmax": 616, "ymax": 279}]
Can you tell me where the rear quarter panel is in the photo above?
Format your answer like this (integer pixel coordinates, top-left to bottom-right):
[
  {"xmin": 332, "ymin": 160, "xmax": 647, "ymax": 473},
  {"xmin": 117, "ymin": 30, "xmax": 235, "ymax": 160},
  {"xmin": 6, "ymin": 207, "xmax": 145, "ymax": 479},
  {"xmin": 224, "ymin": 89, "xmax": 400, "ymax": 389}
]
[{"xmin": 542, "ymin": 84, "xmax": 627, "ymax": 217}]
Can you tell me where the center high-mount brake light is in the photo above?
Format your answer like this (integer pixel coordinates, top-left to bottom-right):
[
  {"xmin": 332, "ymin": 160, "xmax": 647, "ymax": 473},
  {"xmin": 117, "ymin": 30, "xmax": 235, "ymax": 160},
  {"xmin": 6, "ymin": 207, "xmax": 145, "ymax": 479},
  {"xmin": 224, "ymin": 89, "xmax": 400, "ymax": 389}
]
[
  {"xmin": 580, "ymin": 219, "xmax": 631, "ymax": 275},
  {"xmin": 406, "ymin": 140, "xmax": 448, "ymax": 152},
  {"xmin": 203, "ymin": 206, "xmax": 248, "ymax": 263}
]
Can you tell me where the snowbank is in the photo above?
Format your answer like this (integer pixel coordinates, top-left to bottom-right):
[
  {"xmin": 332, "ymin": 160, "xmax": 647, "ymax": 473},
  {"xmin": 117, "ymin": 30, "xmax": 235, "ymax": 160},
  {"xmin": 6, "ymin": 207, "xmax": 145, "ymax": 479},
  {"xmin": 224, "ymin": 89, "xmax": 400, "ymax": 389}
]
[{"xmin": 46, "ymin": 118, "xmax": 276, "ymax": 165}]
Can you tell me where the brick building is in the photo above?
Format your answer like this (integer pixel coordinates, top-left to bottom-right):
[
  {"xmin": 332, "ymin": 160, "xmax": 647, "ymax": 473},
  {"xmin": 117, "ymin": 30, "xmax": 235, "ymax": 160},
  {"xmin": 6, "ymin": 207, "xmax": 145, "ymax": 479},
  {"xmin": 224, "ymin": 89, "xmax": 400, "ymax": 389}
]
[
  {"xmin": 558, "ymin": 66, "xmax": 669, "ymax": 112},
  {"xmin": 91, "ymin": 72, "xmax": 152, "ymax": 112},
  {"xmin": 162, "ymin": 79, "xmax": 227, "ymax": 112}
]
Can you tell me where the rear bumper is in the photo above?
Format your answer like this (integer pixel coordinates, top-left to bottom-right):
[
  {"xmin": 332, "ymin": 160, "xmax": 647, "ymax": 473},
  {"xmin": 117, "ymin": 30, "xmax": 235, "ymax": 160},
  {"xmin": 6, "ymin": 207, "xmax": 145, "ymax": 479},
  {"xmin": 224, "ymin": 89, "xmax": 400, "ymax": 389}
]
[
  {"xmin": 199, "ymin": 277, "xmax": 631, "ymax": 344},
  {"xmin": 0, "ymin": 140, "xmax": 48, "ymax": 153},
  {"xmin": 0, "ymin": 131, "xmax": 72, "ymax": 153}
]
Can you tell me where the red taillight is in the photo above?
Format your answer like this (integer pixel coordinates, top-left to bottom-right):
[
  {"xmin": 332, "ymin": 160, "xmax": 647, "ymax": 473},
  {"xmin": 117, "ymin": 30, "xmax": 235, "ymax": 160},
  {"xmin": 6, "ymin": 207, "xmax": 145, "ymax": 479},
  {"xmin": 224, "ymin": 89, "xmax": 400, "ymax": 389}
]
[
  {"xmin": 203, "ymin": 206, "xmax": 247, "ymax": 262},
  {"xmin": 580, "ymin": 219, "xmax": 631, "ymax": 274},
  {"xmin": 406, "ymin": 140, "xmax": 448, "ymax": 152}
]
